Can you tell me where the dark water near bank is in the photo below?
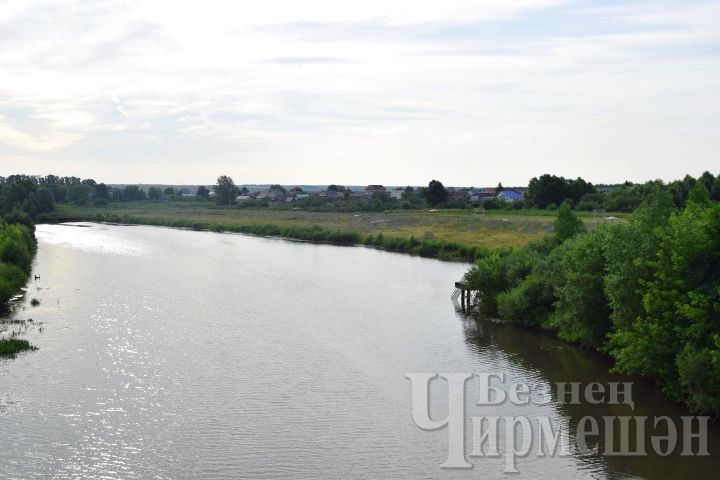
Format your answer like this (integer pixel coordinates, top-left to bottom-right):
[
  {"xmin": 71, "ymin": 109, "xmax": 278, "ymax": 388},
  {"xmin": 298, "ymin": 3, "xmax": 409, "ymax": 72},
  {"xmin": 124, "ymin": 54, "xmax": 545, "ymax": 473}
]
[{"xmin": 1, "ymin": 223, "xmax": 718, "ymax": 479}]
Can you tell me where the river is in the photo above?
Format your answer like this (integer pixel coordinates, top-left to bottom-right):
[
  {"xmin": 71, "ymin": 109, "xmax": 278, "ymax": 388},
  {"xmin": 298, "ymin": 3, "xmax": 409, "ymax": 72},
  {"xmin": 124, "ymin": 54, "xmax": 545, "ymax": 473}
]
[{"xmin": 0, "ymin": 223, "xmax": 718, "ymax": 479}]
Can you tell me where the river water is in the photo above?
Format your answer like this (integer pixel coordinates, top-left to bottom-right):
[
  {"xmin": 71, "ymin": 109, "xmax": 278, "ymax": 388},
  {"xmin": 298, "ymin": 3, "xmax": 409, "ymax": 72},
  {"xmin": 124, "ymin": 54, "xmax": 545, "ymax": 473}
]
[{"xmin": 0, "ymin": 223, "xmax": 718, "ymax": 479}]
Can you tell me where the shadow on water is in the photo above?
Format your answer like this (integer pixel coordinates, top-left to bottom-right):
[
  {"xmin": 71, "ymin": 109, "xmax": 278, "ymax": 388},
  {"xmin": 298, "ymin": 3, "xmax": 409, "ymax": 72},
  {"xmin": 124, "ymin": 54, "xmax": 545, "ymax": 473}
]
[{"xmin": 458, "ymin": 309, "xmax": 720, "ymax": 480}]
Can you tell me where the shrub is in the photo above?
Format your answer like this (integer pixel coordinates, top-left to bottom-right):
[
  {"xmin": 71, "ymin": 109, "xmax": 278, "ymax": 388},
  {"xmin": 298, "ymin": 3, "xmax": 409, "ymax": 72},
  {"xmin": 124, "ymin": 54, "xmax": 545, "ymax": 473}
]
[{"xmin": 0, "ymin": 338, "xmax": 36, "ymax": 357}]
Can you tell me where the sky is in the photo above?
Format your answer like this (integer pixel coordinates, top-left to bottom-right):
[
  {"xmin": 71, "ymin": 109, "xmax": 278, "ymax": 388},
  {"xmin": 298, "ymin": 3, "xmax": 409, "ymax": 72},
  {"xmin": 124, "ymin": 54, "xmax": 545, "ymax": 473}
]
[{"xmin": 0, "ymin": 0, "xmax": 718, "ymax": 186}]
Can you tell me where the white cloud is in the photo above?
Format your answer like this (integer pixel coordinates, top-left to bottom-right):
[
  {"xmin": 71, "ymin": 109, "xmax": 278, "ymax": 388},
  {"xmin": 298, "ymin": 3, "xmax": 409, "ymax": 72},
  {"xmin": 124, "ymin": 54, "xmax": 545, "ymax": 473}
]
[
  {"xmin": 0, "ymin": 116, "xmax": 80, "ymax": 152},
  {"xmin": 0, "ymin": 0, "xmax": 718, "ymax": 184}
]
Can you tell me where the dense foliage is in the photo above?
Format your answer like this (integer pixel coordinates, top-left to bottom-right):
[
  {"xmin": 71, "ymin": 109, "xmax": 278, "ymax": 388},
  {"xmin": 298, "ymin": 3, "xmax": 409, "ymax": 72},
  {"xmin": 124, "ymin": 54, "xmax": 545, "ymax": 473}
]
[
  {"xmin": 464, "ymin": 184, "xmax": 720, "ymax": 414},
  {"xmin": 214, "ymin": 175, "xmax": 239, "ymax": 205},
  {"xmin": 525, "ymin": 174, "xmax": 596, "ymax": 208},
  {"xmin": 0, "ymin": 222, "xmax": 36, "ymax": 305},
  {"xmin": 424, "ymin": 180, "xmax": 449, "ymax": 207},
  {"xmin": 0, "ymin": 176, "xmax": 45, "ymax": 307}
]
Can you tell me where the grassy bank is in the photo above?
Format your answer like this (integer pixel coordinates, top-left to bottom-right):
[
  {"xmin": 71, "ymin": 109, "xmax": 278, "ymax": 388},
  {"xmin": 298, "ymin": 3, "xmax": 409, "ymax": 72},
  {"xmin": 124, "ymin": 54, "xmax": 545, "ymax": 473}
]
[
  {"xmin": 45, "ymin": 208, "xmax": 489, "ymax": 262},
  {"xmin": 44, "ymin": 202, "xmax": 622, "ymax": 262}
]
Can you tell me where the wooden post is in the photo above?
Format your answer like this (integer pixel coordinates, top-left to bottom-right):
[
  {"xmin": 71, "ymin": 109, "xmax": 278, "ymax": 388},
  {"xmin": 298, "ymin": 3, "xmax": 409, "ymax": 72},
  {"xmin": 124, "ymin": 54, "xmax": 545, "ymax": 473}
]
[{"xmin": 461, "ymin": 289, "xmax": 465, "ymax": 311}]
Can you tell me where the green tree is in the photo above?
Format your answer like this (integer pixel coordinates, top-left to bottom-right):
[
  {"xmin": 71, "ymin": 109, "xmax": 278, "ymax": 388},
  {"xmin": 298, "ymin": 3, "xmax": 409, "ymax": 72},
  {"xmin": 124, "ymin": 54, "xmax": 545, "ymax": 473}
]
[
  {"xmin": 426, "ymin": 180, "xmax": 448, "ymax": 207},
  {"xmin": 464, "ymin": 250, "xmax": 510, "ymax": 315},
  {"xmin": 148, "ymin": 186, "xmax": 162, "ymax": 200},
  {"xmin": 163, "ymin": 187, "xmax": 175, "ymax": 195},
  {"xmin": 610, "ymin": 202, "xmax": 720, "ymax": 410},
  {"xmin": 0, "ymin": 223, "xmax": 34, "ymax": 271},
  {"xmin": 94, "ymin": 183, "xmax": 110, "ymax": 200},
  {"xmin": 545, "ymin": 229, "xmax": 611, "ymax": 348},
  {"xmin": 196, "ymin": 186, "xmax": 210, "ymax": 198},
  {"xmin": 68, "ymin": 184, "xmax": 89, "ymax": 205},
  {"xmin": 711, "ymin": 175, "xmax": 720, "ymax": 201},
  {"xmin": 699, "ymin": 171, "xmax": 715, "ymax": 192},
  {"xmin": 35, "ymin": 187, "xmax": 55, "ymax": 212},
  {"xmin": 553, "ymin": 202, "xmax": 584, "ymax": 242},
  {"xmin": 214, "ymin": 175, "xmax": 238, "ymax": 205},
  {"xmin": 686, "ymin": 182, "xmax": 710, "ymax": 207},
  {"xmin": 526, "ymin": 174, "xmax": 595, "ymax": 208},
  {"xmin": 401, "ymin": 186, "xmax": 417, "ymax": 204},
  {"xmin": 526, "ymin": 175, "xmax": 566, "ymax": 208},
  {"xmin": 603, "ymin": 188, "xmax": 672, "ymax": 333},
  {"xmin": 2, "ymin": 208, "xmax": 34, "ymax": 232},
  {"xmin": 121, "ymin": 185, "xmax": 146, "ymax": 201}
]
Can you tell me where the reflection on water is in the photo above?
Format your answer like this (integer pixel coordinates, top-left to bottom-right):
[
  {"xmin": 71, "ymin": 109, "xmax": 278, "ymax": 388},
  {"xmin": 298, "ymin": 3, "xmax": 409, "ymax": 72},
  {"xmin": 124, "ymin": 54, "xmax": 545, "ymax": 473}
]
[
  {"xmin": 461, "ymin": 316, "xmax": 720, "ymax": 479},
  {"xmin": 0, "ymin": 223, "xmax": 717, "ymax": 479},
  {"xmin": 38, "ymin": 222, "xmax": 152, "ymax": 257}
]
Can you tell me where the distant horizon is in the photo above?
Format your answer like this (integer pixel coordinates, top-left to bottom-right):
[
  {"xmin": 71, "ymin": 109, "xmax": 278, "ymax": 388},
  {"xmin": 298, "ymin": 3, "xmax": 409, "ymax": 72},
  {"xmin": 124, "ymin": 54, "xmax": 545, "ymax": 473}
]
[{"xmin": 3, "ymin": 169, "xmax": 717, "ymax": 190}]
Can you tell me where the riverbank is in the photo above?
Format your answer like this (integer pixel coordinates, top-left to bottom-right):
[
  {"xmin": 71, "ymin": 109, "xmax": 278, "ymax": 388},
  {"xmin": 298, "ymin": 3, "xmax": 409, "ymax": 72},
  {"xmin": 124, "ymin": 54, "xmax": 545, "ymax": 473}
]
[
  {"xmin": 42, "ymin": 202, "xmax": 622, "ymax": 262},
  {"xmin": 464, "ymin": 193, "xmax": 720, "ymax": 416},
  {"xmin": 0, "ymin": 223, "xmax": 37, "ymax": 305},
  {"xmin": 44, "ymin": 212, "xmax": 485, "ymax": 262}
]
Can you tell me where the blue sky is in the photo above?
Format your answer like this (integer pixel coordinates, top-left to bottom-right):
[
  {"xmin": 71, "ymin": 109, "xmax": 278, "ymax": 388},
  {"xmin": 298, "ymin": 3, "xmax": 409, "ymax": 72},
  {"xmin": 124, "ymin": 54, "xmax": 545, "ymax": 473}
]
[{"xmin": 0, "ymin": 0, "xmax": 718, "ymax": 186}]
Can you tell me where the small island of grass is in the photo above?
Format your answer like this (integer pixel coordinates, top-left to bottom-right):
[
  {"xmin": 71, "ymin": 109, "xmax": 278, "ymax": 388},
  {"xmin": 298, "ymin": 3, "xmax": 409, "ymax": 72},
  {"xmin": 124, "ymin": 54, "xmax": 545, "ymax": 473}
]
[{"xmin": 0, "ymin": 338, "xmax": 36, "ymax": 357}]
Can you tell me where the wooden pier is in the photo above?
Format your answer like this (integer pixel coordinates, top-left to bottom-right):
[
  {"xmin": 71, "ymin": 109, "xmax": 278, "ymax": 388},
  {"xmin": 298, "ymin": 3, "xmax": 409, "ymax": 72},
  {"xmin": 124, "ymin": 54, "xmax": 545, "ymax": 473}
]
[{"xmin": 452, "ymin": 281, "xmax": 476, "ymax": 312}]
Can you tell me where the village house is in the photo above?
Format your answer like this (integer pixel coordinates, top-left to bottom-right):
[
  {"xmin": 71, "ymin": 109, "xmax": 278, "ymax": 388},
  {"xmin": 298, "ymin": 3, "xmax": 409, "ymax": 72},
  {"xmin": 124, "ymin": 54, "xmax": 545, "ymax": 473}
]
[
  {"xmin": 365, "ymin": 185, "xmax": 386, "ymax": 194},
  {"xmin": 252, "ymin": 190, "xmax": 286, "ymax": 202},
  {"xmin": 497, "ymin": 190, "xmax": 523, "ymax": 202},
  {"xmin": 447, "ymin": 190, "xmax": 470, "ymax": 202},
  {"xmin": 364, "ymin": 185, "xmax": 389, "ymax": 198},
  {"xmin": 318, "ymin": 190, "xmax": 344, "ymax": 199},
  {"xmin": 477, "ymin": 187, "xmax": 497, "ymax": 198}
]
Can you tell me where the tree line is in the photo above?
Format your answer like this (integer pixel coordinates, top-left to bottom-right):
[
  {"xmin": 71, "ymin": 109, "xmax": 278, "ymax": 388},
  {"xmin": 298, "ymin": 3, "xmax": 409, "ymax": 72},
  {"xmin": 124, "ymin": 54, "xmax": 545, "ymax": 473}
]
[
  {"xmin": 212, "ymin": 172, "xmax": 720, "ymax": 214},
  {"xmin": 464, "ymin": 181, "xmax": 720, "ymax": 414},
  {"xmin": 0, "ymin": 174, "xmax": 215, "ymax": 207},
  {"xmin": 525, "ymin": 171, "xmax": 720, "ymax": 212}
]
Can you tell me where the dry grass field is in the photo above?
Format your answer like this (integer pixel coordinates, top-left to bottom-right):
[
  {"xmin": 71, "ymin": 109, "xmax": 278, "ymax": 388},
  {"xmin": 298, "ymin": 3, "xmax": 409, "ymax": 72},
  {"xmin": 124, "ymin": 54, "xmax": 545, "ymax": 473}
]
[{"xmin": 50, "ymin": 202, "xmax": 623, "ymax": 249}]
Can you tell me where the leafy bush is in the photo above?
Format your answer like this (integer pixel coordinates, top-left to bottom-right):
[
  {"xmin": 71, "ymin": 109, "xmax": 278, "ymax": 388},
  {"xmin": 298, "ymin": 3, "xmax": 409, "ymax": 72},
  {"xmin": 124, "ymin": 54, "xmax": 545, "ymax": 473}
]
[
  {"xmin": 544, "ymin": 229, "xmax": 611, "ymax": 348},
  {"xmin": 464, "ymin": 189, "xmax": 720, "ymax": 414}
]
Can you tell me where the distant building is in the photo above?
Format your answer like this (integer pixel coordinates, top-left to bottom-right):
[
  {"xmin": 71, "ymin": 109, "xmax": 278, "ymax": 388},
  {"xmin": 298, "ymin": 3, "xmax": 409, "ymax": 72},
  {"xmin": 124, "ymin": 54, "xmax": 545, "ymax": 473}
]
[
  {"xmin": 319, "ymin": 190, "xmax": 343, "ymax": 199},
  {"xmin": 477, "ymin": 188, "xmax": 497, "ymax": 198},
  {"xmin": 365, "ymin": 185, "xmax": 386, "ymax": 193},
  {"xmin": 235, "ymin": 195, "xmax": 251, "ymax": 202},
  {"xmin": 448, "ymin": 190, "xmax": 470, "ymax": 202},
  {"xmin": 253, "ymin": 190, "xmax": 286, "ymax": 202},
  {"xmin": 254, "ymin": 190, "xmax": 273, "ymax": 200},
  {"xmin": 497, "ymin": 190, "xmax": 522, "ymax": 202}
]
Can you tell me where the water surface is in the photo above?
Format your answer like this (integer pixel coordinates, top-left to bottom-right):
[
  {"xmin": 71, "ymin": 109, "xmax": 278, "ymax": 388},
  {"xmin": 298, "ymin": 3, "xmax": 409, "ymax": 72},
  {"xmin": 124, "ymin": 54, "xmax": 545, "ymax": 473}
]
[{"xmin": 1, "ymin": 223, "xmax": 717, "ymax": 479}]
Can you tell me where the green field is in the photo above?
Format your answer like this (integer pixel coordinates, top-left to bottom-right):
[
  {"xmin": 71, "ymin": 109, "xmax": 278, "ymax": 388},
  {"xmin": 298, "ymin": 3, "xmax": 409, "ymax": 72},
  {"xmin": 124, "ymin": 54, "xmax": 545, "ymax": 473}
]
[{"xmin": 48, "ymin": 202, "xmax": 623, "ymax": 250}]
